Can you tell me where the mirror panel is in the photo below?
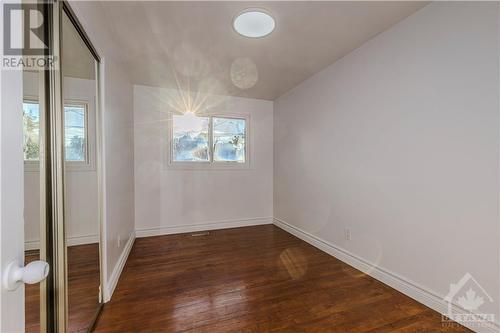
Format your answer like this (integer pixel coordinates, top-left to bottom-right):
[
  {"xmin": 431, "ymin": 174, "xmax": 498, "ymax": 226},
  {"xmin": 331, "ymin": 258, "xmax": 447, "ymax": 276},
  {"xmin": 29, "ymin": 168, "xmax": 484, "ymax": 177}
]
[{"xmin": 61, "ymin": 8, "xmax": 101, "ymax": 332}]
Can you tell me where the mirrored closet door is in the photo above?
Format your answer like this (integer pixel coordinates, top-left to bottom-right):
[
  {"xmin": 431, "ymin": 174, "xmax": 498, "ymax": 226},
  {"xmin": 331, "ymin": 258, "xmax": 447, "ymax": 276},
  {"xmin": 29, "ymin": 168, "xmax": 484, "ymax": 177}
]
[{"xmin": 60, "ymin": 4, "xmax": 103, "ymax": 332}]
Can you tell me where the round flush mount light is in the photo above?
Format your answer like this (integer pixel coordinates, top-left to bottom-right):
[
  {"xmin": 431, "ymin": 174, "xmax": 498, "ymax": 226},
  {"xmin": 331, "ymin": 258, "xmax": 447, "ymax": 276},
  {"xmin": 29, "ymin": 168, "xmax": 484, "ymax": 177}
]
[{"xmin": 233, "ymin": 9, "xmax": 275, "ymax": 38}]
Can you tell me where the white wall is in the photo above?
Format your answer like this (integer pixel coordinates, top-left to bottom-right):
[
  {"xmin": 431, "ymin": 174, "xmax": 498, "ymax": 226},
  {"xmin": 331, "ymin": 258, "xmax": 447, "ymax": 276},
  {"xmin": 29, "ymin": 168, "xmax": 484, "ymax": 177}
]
[
  {"xmin": 69, "ymin": 0, "xmax": 135, "ymax": 300},
  {"xmin": 274, "ymin": 1, "xmax": 500, "ymax": 323},
  {"xmin": 134, "ymin": 85, "xmax": 273, "ymax": 235},
  {"xmin": 23, "ymin": 72, "xmax": 99, "ymax": 249}
]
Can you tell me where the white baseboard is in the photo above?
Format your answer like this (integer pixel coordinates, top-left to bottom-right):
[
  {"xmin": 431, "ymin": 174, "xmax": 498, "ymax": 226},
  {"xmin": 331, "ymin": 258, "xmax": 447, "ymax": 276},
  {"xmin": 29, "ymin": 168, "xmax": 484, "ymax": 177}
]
[
  {"xmin": 135, "ymin": 217, "xmax": 273, "ymax": 238},
  {"xmin": 273, "ymin": 217, "xmax": 500, "ymax": 333},
  {"xmin": 104, "ymin": 231, "xmax": 135, "ymax": 302},
  {"xmin": 25, "ymin": 234, "xmax": 99, "ymax": 251}
]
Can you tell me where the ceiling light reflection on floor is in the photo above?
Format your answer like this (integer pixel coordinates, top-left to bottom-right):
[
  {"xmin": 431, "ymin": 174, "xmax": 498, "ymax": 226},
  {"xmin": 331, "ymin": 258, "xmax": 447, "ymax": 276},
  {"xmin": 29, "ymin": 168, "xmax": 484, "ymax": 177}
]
[{"xmin": 280, "ymin": 247, "xmax": 308, "ymax": 280}]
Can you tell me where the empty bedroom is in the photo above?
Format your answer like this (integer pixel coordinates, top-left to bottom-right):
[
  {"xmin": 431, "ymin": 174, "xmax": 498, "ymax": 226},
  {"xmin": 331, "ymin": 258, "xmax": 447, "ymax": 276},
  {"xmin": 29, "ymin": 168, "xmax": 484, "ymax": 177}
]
[{"xmin": 0, "ymin": 1, "xmax": 499, "ymax": 333}]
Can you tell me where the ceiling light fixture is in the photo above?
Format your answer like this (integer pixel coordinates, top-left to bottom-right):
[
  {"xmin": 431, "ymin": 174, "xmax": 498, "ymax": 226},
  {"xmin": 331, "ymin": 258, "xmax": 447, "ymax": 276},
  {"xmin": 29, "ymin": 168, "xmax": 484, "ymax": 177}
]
[{"xmin": 233, "ymin": 9, "xmax": 275, "ymax": 38}]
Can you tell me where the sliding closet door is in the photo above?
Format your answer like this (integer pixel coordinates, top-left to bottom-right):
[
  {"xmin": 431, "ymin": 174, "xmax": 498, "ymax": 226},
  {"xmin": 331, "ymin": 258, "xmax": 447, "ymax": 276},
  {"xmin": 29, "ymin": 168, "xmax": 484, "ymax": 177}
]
[
  {"xmin": 46, "ymin": 2, "xmax": 103, "ymax": 331},
  {"xmin": 60, "ymin": 4, "xmax": 103, "ymax": 332}
]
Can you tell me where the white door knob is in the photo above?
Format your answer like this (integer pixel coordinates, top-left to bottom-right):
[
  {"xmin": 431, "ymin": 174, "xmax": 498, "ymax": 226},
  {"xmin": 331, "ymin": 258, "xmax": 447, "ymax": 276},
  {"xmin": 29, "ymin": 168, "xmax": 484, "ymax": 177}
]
[{"xmin": 3, "ymin": 260, "xmax": 49, "ymax": 291}]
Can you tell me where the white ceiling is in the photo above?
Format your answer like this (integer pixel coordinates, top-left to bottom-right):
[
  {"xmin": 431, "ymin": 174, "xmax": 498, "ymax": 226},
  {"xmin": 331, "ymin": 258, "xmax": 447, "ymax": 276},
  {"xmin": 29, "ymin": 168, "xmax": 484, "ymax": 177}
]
[{"xmin": 99, "ymin": 1, "xmax": 427, "ymax": 100}]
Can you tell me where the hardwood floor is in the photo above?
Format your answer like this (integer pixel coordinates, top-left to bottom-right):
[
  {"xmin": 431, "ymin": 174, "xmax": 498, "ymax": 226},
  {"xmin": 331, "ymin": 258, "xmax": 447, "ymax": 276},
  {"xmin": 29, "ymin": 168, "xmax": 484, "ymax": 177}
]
[
  {"xmin": 25, "ymin": 243, "xmax": 101, "ymax": 333},
  {"xmin": 93, "ymin": 225, "xmax": 470, "ymax": 332}
]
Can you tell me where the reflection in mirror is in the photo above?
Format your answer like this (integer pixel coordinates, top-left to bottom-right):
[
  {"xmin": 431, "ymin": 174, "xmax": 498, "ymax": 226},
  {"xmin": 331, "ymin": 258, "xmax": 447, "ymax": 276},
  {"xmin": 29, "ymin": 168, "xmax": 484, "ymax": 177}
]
[
  {"xmin": 62, "ymin": 9, "xmax": 101, "ymax": 332},
  {"xmin": 23, "ymin": 70, "xmax": 42, "ymax": 333}
]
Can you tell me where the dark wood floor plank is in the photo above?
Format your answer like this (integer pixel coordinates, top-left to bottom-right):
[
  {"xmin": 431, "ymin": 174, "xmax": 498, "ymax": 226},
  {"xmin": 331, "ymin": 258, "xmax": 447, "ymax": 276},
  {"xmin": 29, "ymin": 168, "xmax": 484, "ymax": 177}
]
[{"xmin": 93, "ymin": 225, "xmax": 470, "ymax": 333}]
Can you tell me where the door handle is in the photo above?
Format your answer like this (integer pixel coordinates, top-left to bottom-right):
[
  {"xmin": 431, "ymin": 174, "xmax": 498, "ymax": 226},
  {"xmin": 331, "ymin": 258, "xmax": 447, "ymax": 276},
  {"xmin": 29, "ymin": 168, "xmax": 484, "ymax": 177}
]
[{"xmin": 3, "ymin": 260, "xmax": 49, "ymax": 291}]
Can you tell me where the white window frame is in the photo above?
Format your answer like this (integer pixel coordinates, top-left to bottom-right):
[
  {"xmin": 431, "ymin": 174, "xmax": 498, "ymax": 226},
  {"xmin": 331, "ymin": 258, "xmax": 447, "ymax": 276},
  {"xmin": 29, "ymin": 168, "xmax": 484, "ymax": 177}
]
[
  {"xmin": 23, "ymin": 98, "xmax": 96, "ymax": 172},
  {"xmin": 165, "ymin": 112, "xmax": 250, "ymax": 170}
]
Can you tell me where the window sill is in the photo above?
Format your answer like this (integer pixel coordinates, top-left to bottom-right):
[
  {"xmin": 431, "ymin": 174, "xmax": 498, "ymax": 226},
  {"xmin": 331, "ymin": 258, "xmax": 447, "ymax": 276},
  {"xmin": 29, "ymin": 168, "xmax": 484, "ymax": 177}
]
[{"xmin": 165, "ymin": 161, "xmax": 250, "ymax": 171}]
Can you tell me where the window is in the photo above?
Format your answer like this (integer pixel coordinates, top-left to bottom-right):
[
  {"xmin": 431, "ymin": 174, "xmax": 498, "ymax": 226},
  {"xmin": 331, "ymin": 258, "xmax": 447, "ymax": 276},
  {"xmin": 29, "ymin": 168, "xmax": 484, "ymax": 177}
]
[
  {"xmin": 23, "ymin": 101, "xmax": 89, "ymax": 165},
  {"xmin": 172, "ymin": 114, "xmax": 209, "ymax": 162},
  {"xmin": 213, "ymin": 117, "xmax": 245, "ymax": 163},
  {"xmin": 170, "ymin": 113, "xmax": 248, "ymax": 167}
]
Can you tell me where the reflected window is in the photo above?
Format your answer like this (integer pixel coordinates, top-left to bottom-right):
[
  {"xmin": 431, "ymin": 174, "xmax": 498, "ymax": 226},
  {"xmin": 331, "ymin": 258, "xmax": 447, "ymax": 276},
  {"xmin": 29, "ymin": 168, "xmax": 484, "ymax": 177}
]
[
  {"xmin": 64, "ymin": 104, "xmax": 87, "ymax": 161},
  {"xmin": 23, "ymin": 102, "xmax": 40, "ymax": 161},
  {"xmin": 22, "ymin": 101, "xmax": 89, "ymax": 163}
]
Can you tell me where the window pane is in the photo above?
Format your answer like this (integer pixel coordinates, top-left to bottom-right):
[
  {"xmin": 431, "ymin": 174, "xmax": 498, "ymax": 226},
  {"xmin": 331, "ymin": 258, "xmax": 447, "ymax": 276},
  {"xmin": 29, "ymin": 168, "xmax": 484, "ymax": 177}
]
[
  {"xmin": 213, "ymin": 117, "xmax": 245, "ymax": 163},
  {"xmin": 172, "ymin": 114, "xmax": 209, "ymax": 162},
  {"xmin": 23, "ymin": 102, "xmax": 40, "ymax": 161},
  {"xmin": 64, "ymin": 105, "xmax": 86, "ymax": 161}
]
